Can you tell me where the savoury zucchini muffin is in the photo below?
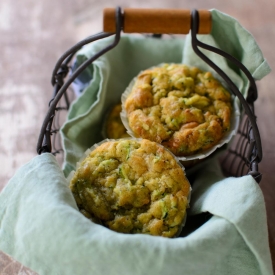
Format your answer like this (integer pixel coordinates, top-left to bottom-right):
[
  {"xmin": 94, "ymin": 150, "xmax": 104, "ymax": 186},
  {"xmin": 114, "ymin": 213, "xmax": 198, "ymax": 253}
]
[
  {"xmin": 69, "ymin": 139, "xmax": 190, "ymax": 238},
  {"xmin": 105, "ymin": 104, "xmax": 129, "ymax": 139},
  {"xmin": 123, "ymin": 64, "xmax": 232, "ymax": 157}
]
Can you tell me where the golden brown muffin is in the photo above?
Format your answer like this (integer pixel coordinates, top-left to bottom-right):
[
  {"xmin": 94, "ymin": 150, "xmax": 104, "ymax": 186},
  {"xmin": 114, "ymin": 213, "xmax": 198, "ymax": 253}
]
[
  {"xmin": 69, "ymin": 139, "xmax": 190, "ymax": 237},
  {"xmin": 105, "ymin": 104, "xmax": 129, "ymax": 139},
  {"xmin": 123, "ymin": 64, "xmax": 232, "ymax": 156}
]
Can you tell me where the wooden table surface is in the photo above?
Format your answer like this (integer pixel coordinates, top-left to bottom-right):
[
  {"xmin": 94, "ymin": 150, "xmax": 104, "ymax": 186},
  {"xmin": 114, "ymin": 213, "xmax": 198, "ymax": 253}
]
[{"xmin": 0, "ymin": 0, "xmax": 274, "ymax": 274}]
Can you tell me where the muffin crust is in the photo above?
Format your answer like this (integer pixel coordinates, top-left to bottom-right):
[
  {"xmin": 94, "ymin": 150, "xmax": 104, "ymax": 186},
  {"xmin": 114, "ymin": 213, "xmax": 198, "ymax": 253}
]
[
  {"xmin": 124, "ymin": 64, "xmax": 232, "ymax": 156},
  {"xmin": 70, "ymin": 139, "xmax": 190, "ymax": 237},
  {"xmin": 105, "ymin": 104, "xmax": 129, "ymax": 139}
]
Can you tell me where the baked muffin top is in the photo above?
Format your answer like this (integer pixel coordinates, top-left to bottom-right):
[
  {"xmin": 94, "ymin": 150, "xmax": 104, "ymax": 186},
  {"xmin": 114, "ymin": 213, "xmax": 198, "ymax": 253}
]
[
  {"xmin": 105, "ymin": 104, "xmax": 129, "ymax": 139},
  {"xmin": 123, "ymin": 64, "xmax": 232, "ymax": 156},
  {"xmin": 69, "ymin": 139, "xmax": 190, "ymax": 237}
]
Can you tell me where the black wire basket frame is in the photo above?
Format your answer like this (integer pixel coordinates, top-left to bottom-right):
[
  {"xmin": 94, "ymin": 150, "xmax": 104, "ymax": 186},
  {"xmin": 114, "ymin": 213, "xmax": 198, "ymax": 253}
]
[{"xmin": 36, "ymin": 7, "xmax": 262, "ymax": 183}]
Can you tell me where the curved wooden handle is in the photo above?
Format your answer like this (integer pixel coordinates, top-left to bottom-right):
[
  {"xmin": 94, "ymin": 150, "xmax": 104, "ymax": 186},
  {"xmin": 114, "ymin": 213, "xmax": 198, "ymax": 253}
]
[{"xmin": 103, "ymin": 8, "xmax": 212, "ymax": 34}]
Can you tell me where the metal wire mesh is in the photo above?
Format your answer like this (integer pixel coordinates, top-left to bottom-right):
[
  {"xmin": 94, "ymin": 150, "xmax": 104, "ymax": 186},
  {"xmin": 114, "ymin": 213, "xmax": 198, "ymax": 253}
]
[
  {"xmin": 219, "ymin": 103, "xmax": 261, "ymax": 182},
  {"xmin": 51, "ymin": 85, "xmax": 75, "ymax": 165}
]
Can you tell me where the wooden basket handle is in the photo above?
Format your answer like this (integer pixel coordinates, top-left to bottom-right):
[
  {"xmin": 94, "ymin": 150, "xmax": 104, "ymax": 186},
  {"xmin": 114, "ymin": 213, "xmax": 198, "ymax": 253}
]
[{"xmin": 103, "ymin": 8, "xmax": 212, "ymax": 34}]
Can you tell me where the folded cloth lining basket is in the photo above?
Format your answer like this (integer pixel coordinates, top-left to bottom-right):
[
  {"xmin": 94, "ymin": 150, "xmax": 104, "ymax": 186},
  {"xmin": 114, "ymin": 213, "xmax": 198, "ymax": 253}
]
[{"xmin": 0, "ymin": 153, "xmax": 273, "ymax": 275}]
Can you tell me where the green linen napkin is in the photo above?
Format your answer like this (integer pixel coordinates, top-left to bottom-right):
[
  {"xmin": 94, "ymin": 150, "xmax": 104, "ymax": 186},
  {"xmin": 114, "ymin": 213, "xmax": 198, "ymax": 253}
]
[
  {"xmin": 61, "ymin": 9, "xmax": 270, "ymax": 177},
  {"xmin": 0, "ymin": 153, "xmax": 272, "ymax": 275}
]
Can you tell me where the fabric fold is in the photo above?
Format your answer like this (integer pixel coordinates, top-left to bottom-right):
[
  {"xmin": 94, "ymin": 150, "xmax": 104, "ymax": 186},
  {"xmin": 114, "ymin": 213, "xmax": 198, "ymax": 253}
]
[{"xmin": 0, "ymin": 154, "xmax": 272, "ymax": 275}]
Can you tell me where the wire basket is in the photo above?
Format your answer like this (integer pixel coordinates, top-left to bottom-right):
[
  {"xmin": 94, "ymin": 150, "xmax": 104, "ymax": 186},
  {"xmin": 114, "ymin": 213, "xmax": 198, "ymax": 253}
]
[{"xmin": 36, "ymin": 7, "xmax": 262, "ymax": 183}]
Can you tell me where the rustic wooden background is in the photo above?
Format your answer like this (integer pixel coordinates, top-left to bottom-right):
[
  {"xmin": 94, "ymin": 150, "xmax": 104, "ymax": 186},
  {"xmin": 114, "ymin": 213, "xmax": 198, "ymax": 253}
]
[{"xmin": 0, "ymin": 0, "xmax": 274, "ymax": 274}]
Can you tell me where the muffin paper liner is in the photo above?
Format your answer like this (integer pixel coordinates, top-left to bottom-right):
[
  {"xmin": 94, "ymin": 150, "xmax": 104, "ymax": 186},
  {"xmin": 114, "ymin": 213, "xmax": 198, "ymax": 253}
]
[
  {"xmin": 120, "ymin": 66, "xmax": 241, "ymax": 162},
  {"xmin": 67, "ymin": 137, "xmax": 191, "ymax": 238}
]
